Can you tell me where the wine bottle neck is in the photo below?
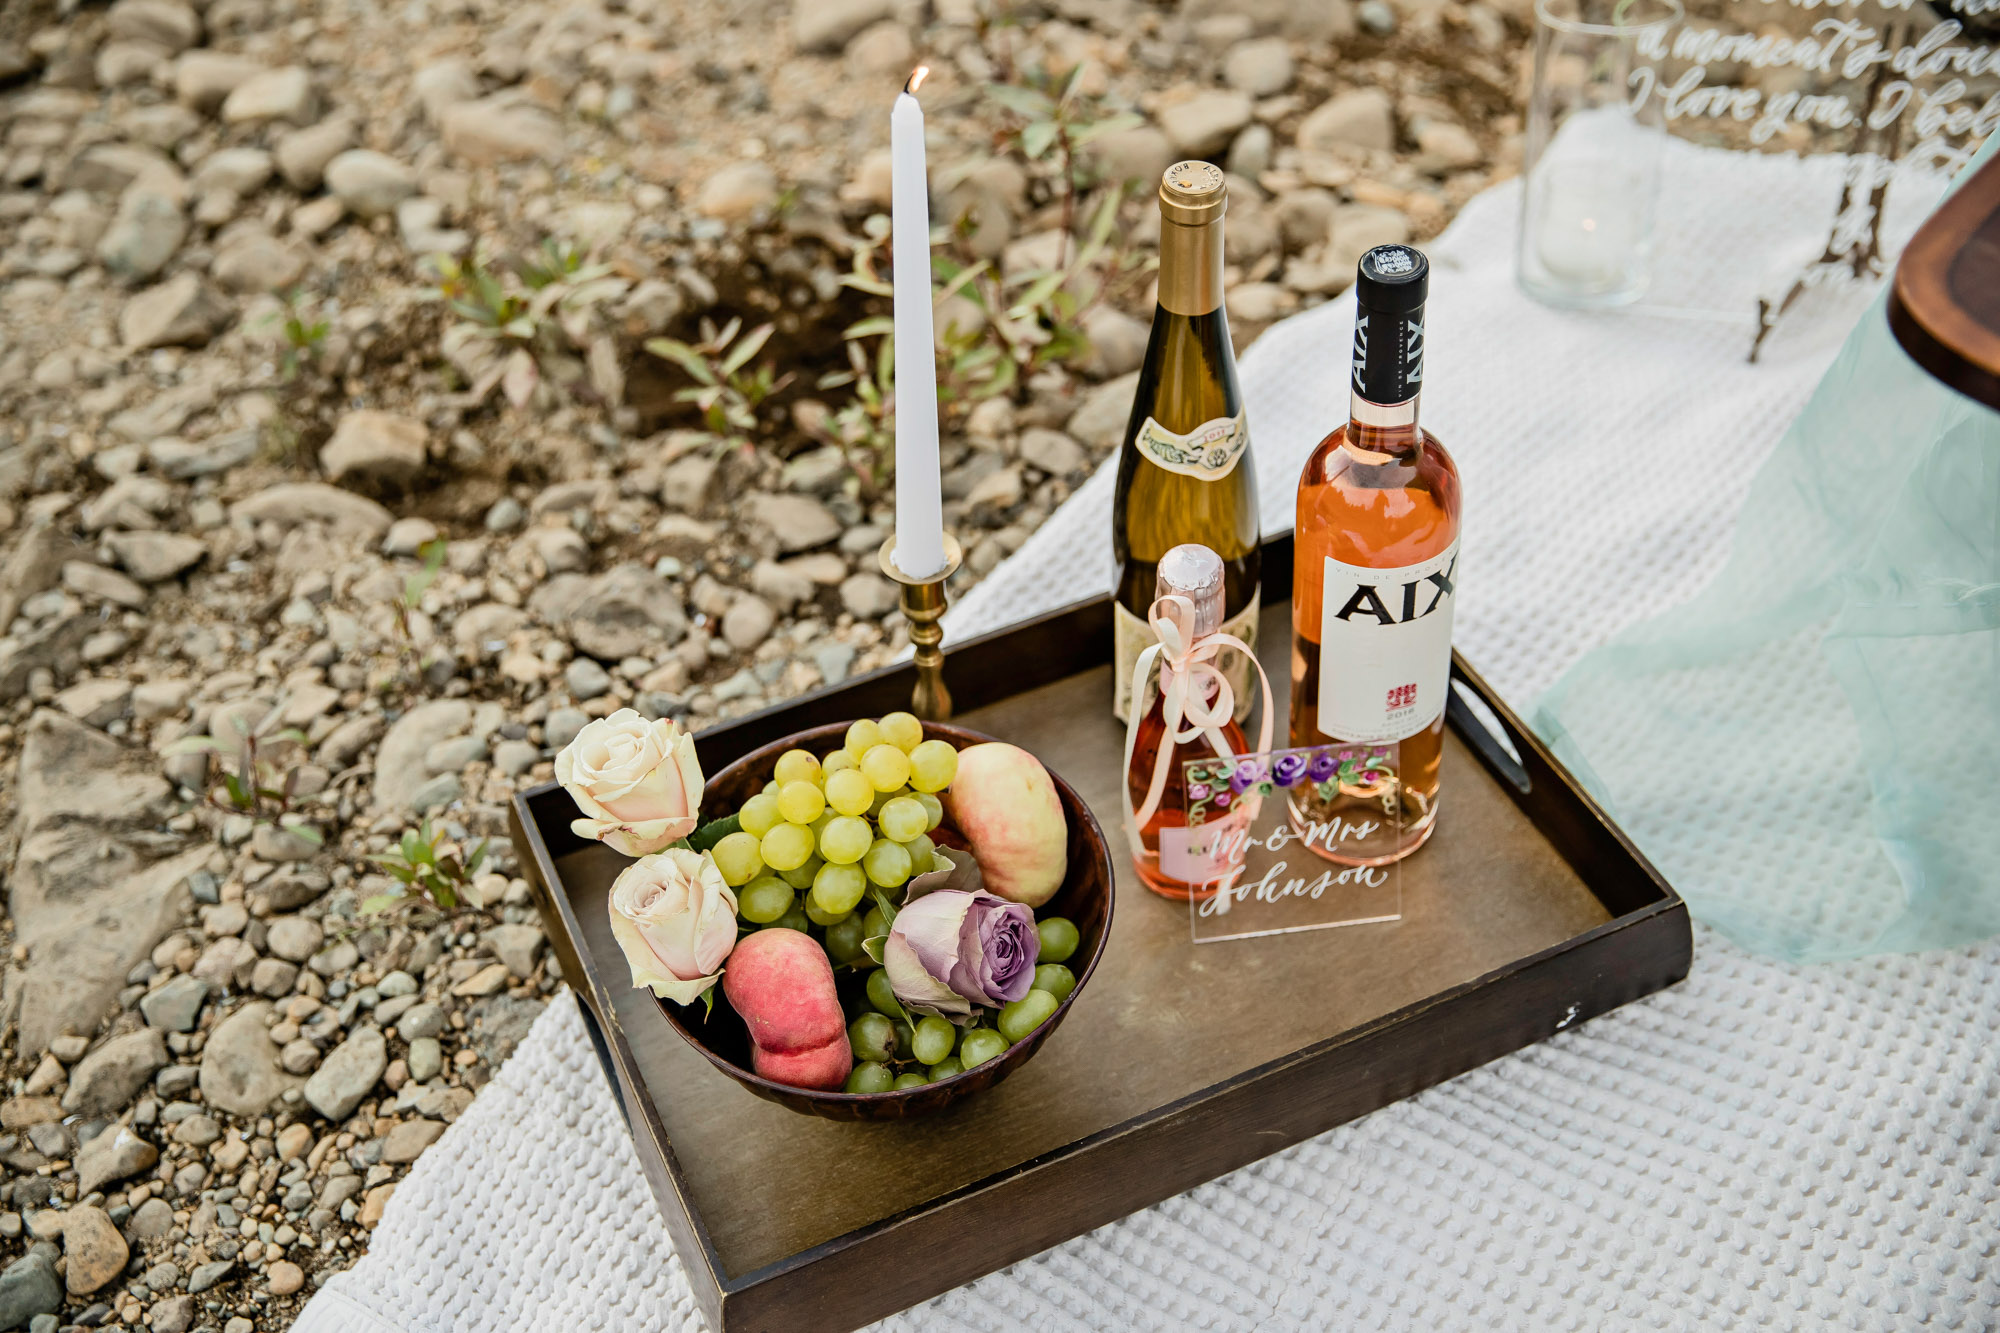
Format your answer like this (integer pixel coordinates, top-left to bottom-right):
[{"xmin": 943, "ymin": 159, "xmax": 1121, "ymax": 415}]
[
  {"xmin": 1349, "ymin": 390, "xmax": 1419, "ymax": 431},
  {"xmin": 1159, "ymin": 215, "xmax": 1224, "ymax": 318}
]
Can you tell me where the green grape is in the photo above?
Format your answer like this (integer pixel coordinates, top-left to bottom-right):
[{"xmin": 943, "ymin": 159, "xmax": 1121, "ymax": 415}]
[
  {"xmin": 912, "ymin": 1015, "xmax": 956, "ymax": 1066},
  {"xmin": 824, "ymin": 767, "xmax": 875, "ymax": 818},
  {"xmin": 861, "ymin": 743, "xmax": 912, "ymax": 793},
  {"xmin": 862, "ymin": 838, "xmax": 913, "ymax": 888},
  {"xmin": 819, "ymin": 815, "xmax": 873, "ymax": 865},
  {"xmin": 845, "ymin": 718, "xmax": 886, "ymax": 757},
  {"xmin": 998, "ymin": 990, "xmax": 1059, "ymax": 1043},
  {"xmin": 914, "ymin": 792, "xmax": 944, "ymax": 830},
  {"xmin": 777, "ymin": 780, "xmax": 826, "ymax": 824},
  {"xmin": 762, "ymin": 779, "xmax": 780, "ymax": 797},
  {"xmin": 878, "ymin": 796, "xmax": 928, "ymax": 843},
  {"xmin": 861, "ymin": 907, "xmax": 887, "ymax": 940},
  {"xmin": 768, "ymin": 907, "xmax": 809, "ymax": 933},
  {"xmin": 866, "ymin": 968, "xmax": 904, "ymax": 1018},
  {"xmin": 893, "ymin": 1071, "xmax": 929, "ymax": 1090},
  {"xmin": 822, "ymin": 748, "xmax": 858, "ymax": 775},
  {"xmin": 908, "ymin": 740, "xmax": 959, "ymax": 793},
  {"xmin": 825, "ymin": 913, "xmax": 868, "ymax": 963},
  {"xmin": 848, "ymin": 1013, "xmax": 896, "ymax": 1062},
  {"xmin": 960, "ymin": 1028, "xmax": 1008, "ymax": 1068},
  {"xmin": 1036, "ymin": 917, "xmax": 1080, "ymax": 964},
  {"xmin": 759, "ymin": 821, "xmax": 815, "ymax": 873},
  {"xmin": 892, "ymin": 1019, "xmax": 914, "ymax": 1060},
  {"xmin": 773, "ymin": 749, "xmax": 822, "ymax": 787},
  {"xmin": 844, "ymin": 1061, "xmax": 893, "ymax": 1094},
  {"xmin": 869, "ymin": 785, "xmax": 908, "ymax": 817},
  {"xmin": 804, "ymin": 896, "xmax": 851, "ymax": 927},
  {"xmin": 738, "ymin": 876, "xmax": 795, "ymax": 925},
  {"xmin": 1033, "ymin": 964, "xmax": 1076, "ymax": 1003},
  {"xmin": 810, "ymin": 861, "xmax": 868, "ymax": 916},
  {"xmin": 737, "ymin": 791, "xmax": 782, "ymax": 839},
  {"xmin": 879, "ymin": 711, "xmax": 924, "ymax": 751},
  {"xmin": 928, "ymin": 1056, "xmax": 963, "ymax": 1079},
  {"xmin": 778, "ymin": 855, "xmax": 822, "ymax": 890},
  {"xmin": 711, "ymin": 832, "xmax": 764, "ymax": 887},
  {"xmin": 898, "ymin": 832, "xmax": 936, "ymax": 875}
]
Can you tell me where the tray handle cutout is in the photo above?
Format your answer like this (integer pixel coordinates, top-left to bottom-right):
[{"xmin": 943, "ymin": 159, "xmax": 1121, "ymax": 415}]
[{"xmin": 1448, "ymin": 677, "xmax": 1530, "ymax": 795}]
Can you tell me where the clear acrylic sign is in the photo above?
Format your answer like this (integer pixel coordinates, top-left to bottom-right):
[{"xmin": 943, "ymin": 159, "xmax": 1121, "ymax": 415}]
[{"xmin": 1162, "ymin": 743, "xmax": 1403, "ymax": 943}]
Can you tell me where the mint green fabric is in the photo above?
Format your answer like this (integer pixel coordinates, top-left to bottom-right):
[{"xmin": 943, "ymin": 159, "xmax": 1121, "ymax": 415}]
[{"xmin": 1535, "ymin": 137, "xmax": 2000, "ymax": 962}]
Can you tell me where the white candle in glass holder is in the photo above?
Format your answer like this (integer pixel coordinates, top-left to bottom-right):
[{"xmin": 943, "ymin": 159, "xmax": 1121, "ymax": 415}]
[
  {"xmin": 1534, "ymin": 169, "xmax": 1644, "ymax": 291},
  {"xmin": 889, "ymin": 66, "xmax": 946, "ymax": 581}
]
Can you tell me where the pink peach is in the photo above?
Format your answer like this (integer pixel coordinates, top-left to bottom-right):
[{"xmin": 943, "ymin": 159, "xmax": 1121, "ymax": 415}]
[
  {"xmin": 723, "ymin": 928, "xmax": 846, "ymax": 1054},
  {"xmin": 752, "ymin": 1038, "xmax": 852, "ymax": 1091},
  {"xmin": 941, "ymin": 742, "xmax": 1068, "ymax": 908}
]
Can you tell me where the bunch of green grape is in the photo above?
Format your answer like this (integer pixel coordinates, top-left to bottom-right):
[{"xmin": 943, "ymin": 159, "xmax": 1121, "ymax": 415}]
[
  {"xmin": 707, "ymin": 710, "xmax": 1087, "ymax": 1093},
  {"xmin": 840, "ymin": 916, "xmax": 1081, "ymax": 1093},
  {"xmin": 710, "ymin": 712, "xmax": 962, "ymax": 953}
]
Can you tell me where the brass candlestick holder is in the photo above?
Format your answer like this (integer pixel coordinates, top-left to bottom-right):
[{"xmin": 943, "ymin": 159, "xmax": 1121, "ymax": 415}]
[{"xmin": 879, "ymin": 534, "xmax": 963, "ymax": 722}]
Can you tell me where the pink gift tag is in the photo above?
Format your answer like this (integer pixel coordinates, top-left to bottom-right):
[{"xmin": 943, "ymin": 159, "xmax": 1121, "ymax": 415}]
[{"xmin": 1159, "ymin": 807, "xmax": 1250, "ymax": 886}]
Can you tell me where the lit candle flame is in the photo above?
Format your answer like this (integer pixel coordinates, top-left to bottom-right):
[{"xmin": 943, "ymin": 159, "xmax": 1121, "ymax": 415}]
[{"xmin": 906, "ymin": 65, "xmax": 929, "ymax": 95}]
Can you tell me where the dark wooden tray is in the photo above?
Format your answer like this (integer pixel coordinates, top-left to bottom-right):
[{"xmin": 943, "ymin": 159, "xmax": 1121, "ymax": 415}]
[
  {"xmin": 509, "ymin": 533, "xmax": 1692, "ymax": 1333},
  {"xmin": 1889, "ymin": 148, "xmax": 2000, "ymax": 410}
]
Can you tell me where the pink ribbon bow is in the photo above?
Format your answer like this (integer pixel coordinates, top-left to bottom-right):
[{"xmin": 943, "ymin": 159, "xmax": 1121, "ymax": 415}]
[{"xmin": 1122, "ymin": 593, "xmax": 1273, "ymax": 835}]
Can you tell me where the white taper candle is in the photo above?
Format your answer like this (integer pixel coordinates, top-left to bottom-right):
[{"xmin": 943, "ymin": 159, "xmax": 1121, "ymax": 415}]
[{"xmin": 890, "ymin": 66, "xmax": 946, "ymax": 581}]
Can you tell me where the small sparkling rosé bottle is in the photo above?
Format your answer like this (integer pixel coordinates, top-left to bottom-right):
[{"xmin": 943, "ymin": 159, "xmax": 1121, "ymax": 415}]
[{"xmin": 1126, "ymin": 543, "xmax": 1249, "ymax": 900}]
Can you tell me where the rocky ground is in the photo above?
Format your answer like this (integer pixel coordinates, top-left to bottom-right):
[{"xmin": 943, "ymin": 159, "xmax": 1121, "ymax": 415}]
[{"xmin": 0, "ymin": 0, "xmax": 1526, "ymax": 1326}]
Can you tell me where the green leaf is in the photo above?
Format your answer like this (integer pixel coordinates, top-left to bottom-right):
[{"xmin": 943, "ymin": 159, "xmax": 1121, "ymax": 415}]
[
  {"xmin": 985, "ymin": 83, "xmax": 1054, "ymax": 118},
  {"xmin": 699, "ymin": 988, "xmax": 716, "ymax": 1019},
  {"xmin": 360, "ymin": 894, "xmax": 404, "ymax": 916},
  {"xmin": 687, "ymin": 813, "xmax": 741, "ymax": 854},
  {"xmin": 720, "ymin": 322, "xmax": 775, "ymax": 377},
  {"xmin": 839, "ymin": 273, "xmax": 895, "ymax": 297},
  {"xmin": 1070, "ymin": 111, "xmax": 1144, "ymax": 146},
  {"xmin": 164, "ymin": 736, "xmax": 224, "ymax": 756},
  {"xmin": 1020, "ymin": 120, "xmax": 1060, "ymax": 160},
  {"xmin": 1009, "ymin": 269, "xmax": 1066, "ymax": 315},
  {"xmin": 1059, "ymin": 60, "xmax": 1090, "ymax": 106},
  {"xmin": 645, "ymin": 338, "xmax": 718, "ymax": 384},
  {"xmin": 844, "ymin": 315, "xmax": 896, "ymax": 340},
  {"xmin": 862, "ymin": 934, "xmax": 887, "ymax": 966}
]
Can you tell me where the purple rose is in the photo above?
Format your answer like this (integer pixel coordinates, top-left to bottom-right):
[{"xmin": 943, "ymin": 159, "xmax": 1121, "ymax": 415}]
[
  {"xmin": 884, "ymin": 889, "xmax": 1039, "ymax": 1014},
  {"xmin": 1188, "ymin": 782, "xmax": 1211, "ymax": 801},
  {"xmin": 1307, "ymin": 751, "xmax": 1339, "ymax": 782},
  {"xmin": 1213, "ymin": 790, "xmax": 1232, "ymax": 808},
  {"xmin": 1229, "ymin": 763, "xmax": 1263, "ymax": 794},
  {"xmin": 1272, "ymin": 754, "xmax": 1307, "ymax": 787}
]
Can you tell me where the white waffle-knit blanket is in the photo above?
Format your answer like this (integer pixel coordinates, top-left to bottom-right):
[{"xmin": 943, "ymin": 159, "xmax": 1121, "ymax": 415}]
[{"xmin": 297, "ymin": 146, "xmax": 2000, "ymax": 1332}]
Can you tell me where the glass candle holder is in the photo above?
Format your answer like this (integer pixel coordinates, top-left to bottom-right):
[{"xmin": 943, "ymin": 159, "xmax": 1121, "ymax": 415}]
[{"xmin": 1517, "ymin": 0, "xmax": 1681, "ymax": 309}]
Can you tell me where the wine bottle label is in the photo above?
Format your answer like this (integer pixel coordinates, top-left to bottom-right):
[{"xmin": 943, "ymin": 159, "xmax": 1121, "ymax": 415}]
[
  {"xmin": 1315, "ymin": 541, "xmax": 1458, "ymax": 744},
  {"xmin": 1134, "ymin": 411, "xmax": 1250, "ymax": 481},
  {"xmin": 1113, "ymin": 598, "xmax": 1259, "ymax": 723}
]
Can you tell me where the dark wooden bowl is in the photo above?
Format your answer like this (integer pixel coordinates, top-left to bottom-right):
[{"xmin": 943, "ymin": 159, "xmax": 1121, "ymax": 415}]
[{"xmin": 655, "ymin": 721, "xmax": 1113, "ymax": 1122}]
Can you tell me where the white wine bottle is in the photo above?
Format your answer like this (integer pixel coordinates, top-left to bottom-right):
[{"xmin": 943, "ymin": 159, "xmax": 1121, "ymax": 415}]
[{"xmin": 1111, "ymin": 161, "xmax": 1261, "ymax": 723}]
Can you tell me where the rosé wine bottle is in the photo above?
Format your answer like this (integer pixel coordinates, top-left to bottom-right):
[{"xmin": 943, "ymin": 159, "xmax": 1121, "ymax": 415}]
[{"xmin": 1290, "ymin": 245, "xmax": 1461, "ymax": 867}]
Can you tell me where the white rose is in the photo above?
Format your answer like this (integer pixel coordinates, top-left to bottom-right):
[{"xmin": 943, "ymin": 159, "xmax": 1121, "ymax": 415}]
[
  {"xmin": 606, "ymin": 848, "xmax": 738, "ymax": 1004},
  {"xmin": 556, "ymin": 708, "xmax": 704, "ymax": 857}
]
